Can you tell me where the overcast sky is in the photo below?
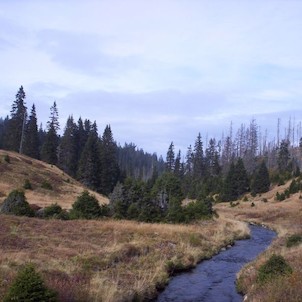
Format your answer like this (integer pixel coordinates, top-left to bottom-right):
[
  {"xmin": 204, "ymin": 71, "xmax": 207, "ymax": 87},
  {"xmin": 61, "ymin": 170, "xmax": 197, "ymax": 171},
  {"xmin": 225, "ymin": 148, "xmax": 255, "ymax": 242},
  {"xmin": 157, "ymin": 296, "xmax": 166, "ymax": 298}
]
[{"xmin": 1, "ymin": 0, "xmax": 302, "ymax": 156}]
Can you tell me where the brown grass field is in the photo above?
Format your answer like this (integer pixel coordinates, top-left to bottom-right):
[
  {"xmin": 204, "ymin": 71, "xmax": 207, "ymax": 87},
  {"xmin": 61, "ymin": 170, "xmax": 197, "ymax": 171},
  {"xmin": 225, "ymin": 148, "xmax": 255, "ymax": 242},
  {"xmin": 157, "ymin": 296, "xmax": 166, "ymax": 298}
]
[
  {"xmin": 1, "ymin": 149, "xmax": 302, "ymax": 301},
  {"xmin": 215, "ymin": 181, "xmax": 302, "ymax": 302},
  {"xmin": 0, "ymin": 216, "xmax": 248, "ymax": 301},
  {"xmin": 0, "ymin": 150, "xmax": 249, "ymax": 301},
  {"xmin": 0, "ymin": 150, "xmax": 108, "ymax": 208}
]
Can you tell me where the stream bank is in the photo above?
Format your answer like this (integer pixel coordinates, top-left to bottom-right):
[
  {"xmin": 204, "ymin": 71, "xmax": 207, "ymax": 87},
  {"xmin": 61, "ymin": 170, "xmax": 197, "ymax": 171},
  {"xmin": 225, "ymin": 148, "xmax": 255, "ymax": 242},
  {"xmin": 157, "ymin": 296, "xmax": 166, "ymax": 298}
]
[{"xmin": 157, "ymin": 224, "xmax": 276, "ymax": 302}]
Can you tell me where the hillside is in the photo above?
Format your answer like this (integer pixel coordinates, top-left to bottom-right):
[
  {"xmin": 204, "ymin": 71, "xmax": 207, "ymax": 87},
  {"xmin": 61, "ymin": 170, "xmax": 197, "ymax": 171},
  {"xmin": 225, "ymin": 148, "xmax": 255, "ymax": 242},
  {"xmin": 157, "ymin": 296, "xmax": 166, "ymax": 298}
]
[
  {"xmin": 216, "ymin": 181, "xmax": 302, "ymax": 302},
  {"xmin": 0, "ymin": 150, "xmax": 109, "ymax": 209}
]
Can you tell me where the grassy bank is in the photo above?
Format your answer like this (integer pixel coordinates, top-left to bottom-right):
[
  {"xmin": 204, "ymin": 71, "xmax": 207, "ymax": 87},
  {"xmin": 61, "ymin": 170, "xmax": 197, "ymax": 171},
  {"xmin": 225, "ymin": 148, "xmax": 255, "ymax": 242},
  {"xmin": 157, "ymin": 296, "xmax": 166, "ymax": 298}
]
[
  {"xmin": 216, "ymin": 181, "xmax": 302, "ymax": 302},
  {"xmin": 0, "ymin": 215, "xmax": 248, "ymax": 301}
]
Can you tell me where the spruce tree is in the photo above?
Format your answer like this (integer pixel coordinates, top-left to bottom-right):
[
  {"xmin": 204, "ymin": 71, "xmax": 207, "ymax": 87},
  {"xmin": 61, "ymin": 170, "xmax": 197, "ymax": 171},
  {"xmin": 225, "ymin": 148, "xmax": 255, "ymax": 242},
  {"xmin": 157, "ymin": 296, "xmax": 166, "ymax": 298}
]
[
  {"xmin": 77, "ymin": 122, "xmax": 101, "ymax": 191},
  {"xmin": 251, "ymin": 160, "xmax": 270, "ymax": 194},
  {"xmin": 58, "ymin": 116, "xmax": 78, "ymax": 177},
  {"xmin": 235, "ymin": 157, "xmax": 249, "ymax": 196},
  {"xmin": 41, "ymin": 102, "xmax": 60, "ymax": 164},
  {"xmin": 165, "ymin": 142, "xmax": 175, "ymax": 172},
  {"xmin": 193, "ymin": 133, "xmax": 204, "ymax": 179},
  {"xmin": 99, "ymin": 125, "xmax": 120, "ymax": 195},
  {"xmin": 23, "ymin": 104, "xmax": 40, "ymax": 159},
  {"xmin": 6, "ymin": 86, "xmax": 27, "ymax": 152}
]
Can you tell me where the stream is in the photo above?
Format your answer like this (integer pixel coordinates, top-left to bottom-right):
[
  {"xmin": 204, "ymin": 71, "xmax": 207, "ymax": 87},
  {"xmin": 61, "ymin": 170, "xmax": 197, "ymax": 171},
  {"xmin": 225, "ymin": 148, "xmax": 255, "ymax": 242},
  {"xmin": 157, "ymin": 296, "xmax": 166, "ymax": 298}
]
[{"xmin": 156, "ymin": 224, "xmax": 276, "ymax": 302}]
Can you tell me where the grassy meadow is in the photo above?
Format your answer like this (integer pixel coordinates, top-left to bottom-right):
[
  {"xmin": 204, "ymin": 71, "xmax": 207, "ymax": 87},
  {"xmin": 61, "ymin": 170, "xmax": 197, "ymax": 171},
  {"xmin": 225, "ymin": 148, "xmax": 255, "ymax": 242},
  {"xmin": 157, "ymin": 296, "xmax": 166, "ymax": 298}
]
[
  {"xmin": 216, "ymin": 181, "xmax": 302, "ymax": 302},
  {"xmin": 0, "ymin": 215, "xmax": 248, "ymax": 301}
]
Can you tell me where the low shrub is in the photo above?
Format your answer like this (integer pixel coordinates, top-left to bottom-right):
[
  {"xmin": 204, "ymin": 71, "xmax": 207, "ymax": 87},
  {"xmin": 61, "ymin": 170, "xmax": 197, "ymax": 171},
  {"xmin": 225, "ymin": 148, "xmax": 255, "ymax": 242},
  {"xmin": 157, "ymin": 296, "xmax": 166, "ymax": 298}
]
[
  {"xmin": 286, "ymin": 234, "xmax": 302, "ymax": 248},
  {"xmin": 23, "ymin": 179, "xmax": 33, "ymax": 190},
  {"xmin": 70, "ymin": 191, "xmax": 102, "ymax": 219},
  {"xmin": 0, "ymin": 190, "xmax": 34, "ymax": 217},
  {"xmin": 43, "ymin": 203, "xmax": 63, "ymax": 218},
  {"xmin": 257, "ymin": 254, "xmax": 292, "ymax": 284},
  {"xmin": 41, "ymin": 181, "xmax": 53, "ymax": 190},
  {"xmin": 3, "ymin": 263, "xmax": 57, "ymax": 302},
  {"xmin": 4, "ymin": 154, "xmax": 10, "ymax": 163}
]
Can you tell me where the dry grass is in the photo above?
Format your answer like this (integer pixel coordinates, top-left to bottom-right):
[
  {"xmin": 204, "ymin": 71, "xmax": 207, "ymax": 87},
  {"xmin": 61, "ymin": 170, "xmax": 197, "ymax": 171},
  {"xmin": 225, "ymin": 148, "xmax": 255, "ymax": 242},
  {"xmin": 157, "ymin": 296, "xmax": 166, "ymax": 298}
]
[
  {"xmin": 0, "ymin": 150, "xmax": 108, "ymax": 209},
  {"xmin": 215, "ymin": 181, "xmax": 302, "ymax": 302},
  {"xmin": 0, "ymin": 215, "xmax": 249, "ymax": 301}
]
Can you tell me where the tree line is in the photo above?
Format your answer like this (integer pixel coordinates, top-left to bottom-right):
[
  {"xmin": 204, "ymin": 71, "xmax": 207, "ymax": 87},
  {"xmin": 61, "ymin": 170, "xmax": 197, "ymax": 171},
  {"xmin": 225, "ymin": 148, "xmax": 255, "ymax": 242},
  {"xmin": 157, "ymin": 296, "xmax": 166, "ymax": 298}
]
[{"xmin": 1, "ymin": 86, "xmax": 302, "ymax": 223}]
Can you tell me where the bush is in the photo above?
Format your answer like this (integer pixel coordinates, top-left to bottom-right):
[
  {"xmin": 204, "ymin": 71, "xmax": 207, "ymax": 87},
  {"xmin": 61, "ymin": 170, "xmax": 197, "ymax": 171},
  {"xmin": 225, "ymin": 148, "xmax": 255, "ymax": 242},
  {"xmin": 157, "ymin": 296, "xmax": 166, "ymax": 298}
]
[
  {"xmin": 0, "ymin": 190, "xmax": 34, "ymax": 217},
  {"xmin": 41, "ymin": 181, "xmax": 53, "ymax": 190},
  {"xmin": 23, "ymin": 179, "xmax": 33, "ymax": 190},
  {"xmin": 4, "ymin": 154, "xmax": 10, "ymax": 163},
  {"xmin": 286, "ymin": 234, "xmax": 302, "ymax": 248},
  {"xmin": 3, "ymin": 263, "xmax": 57, "ymax": 302},
  {"xmin": 43, "ymin": 203, "xmax": 68, "ymax": 219},
  {"xmin": 70, "ymin": 191, "xmax": 101, "ymax": 219},
  {"xmin": 257, "ymin": 254, "xmax": 292, "ymax": 284}
]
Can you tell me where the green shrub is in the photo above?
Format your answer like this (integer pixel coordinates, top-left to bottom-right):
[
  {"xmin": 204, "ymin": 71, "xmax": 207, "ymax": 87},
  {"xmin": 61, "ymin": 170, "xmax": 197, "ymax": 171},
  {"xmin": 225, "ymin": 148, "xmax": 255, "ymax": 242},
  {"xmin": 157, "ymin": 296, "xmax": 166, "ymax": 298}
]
[
  {"xmin": 0, "ymin": 190, "xmax": 34, "ymax": 217},
  {"xmin": 251, "ymin": 202, "xmax": 255, "ymax": 207},
  {"xmin": 23, "ymin": 179, "xmax": 33, "ymax": 190},
  {"xmin": 261, "ymin": 198, "xmax": 268, "ymax": 203},
  {"xmin": 3, "ymin": 263, "xmax": 57, "ymax": 302},
  {"xmin": 70, "ymin": 191, "xmax": 101, "ymax": 219},
  {"xmin": 4, "ymin": 154, "xmax": 10, "ymax": 163},
  {"xmin": 41, "ymin": 181, "xmax": 53, "ymax": 190},
  {"xmin": 44, "ymin": 203, "xmax": 65, "ymax": 219},
  {"xmin": 286, "ymin": 234, "xmax": 302, "ymax": 248},
  {"xmin": 257, "ymin": 254, "xmax": 292, "ymax": 284}
]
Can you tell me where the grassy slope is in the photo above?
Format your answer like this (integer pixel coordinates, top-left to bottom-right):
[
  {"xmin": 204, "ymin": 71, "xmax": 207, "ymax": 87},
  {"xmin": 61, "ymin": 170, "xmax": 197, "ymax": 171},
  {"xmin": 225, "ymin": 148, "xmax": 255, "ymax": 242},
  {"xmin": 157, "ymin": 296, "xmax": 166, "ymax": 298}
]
[
  {"xmin": 0, "ymin": 150, "xmax": 249, "ymax": 301},
  {"xmin": 215, "ymin": 181, "xmax": 302, "ymax": 302},
  {"xmin": 0, "ymin": 150, "xmax": 108, "ymax": 208}
]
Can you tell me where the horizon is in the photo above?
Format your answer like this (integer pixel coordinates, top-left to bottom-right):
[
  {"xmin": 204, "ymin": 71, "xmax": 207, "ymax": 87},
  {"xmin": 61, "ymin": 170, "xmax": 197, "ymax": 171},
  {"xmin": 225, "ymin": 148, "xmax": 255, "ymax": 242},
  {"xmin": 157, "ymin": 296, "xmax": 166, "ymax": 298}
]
[{"xmin": 1, "ymin": 1, "xmax": 302, "ymax": 156}]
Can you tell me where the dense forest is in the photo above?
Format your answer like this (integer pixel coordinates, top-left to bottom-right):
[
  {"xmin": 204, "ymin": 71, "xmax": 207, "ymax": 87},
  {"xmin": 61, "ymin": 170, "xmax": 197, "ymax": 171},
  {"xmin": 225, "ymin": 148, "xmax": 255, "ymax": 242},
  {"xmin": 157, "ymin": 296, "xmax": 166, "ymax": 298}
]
[{"xmin": 1, "ymin": 86, "xmax": 302, "ymax": 222}]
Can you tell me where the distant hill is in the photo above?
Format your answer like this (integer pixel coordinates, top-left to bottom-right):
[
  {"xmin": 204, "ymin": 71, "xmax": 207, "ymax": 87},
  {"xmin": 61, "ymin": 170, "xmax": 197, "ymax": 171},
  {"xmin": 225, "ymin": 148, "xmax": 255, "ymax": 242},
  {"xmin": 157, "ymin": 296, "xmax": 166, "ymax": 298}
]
[{"xmin": 0, "ymin": 150, "xmax": 109, "ymax": 209}]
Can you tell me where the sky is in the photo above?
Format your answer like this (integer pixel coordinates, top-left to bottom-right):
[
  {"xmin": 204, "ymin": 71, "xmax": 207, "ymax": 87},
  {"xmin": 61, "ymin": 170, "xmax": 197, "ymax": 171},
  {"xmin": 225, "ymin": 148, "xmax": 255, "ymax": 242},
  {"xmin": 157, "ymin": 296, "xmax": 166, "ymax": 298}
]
[{"xmin": 1, "ymin": 0, "xmax": 302, "ymax": 157}]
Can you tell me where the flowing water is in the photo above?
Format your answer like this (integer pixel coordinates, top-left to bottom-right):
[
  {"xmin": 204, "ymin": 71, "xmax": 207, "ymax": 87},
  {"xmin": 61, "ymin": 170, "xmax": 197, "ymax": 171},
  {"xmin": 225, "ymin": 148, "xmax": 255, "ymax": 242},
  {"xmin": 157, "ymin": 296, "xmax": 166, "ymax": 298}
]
[{"xmin": 157, "ymin": 224, "xmax": 276, "ymax": 302}]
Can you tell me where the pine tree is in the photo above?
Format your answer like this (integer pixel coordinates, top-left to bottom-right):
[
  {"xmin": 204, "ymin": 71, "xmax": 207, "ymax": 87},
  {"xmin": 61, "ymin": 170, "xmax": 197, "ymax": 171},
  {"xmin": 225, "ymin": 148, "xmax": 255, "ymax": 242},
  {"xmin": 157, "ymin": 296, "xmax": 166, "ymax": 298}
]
[
  {"xmin": 6, "ymin": 86, "xmax": 27, "ymax": 152},
  {"xmin": 278, "ymin": 140, "xmax": 291, "ymax": 173},
  {"xmin": 251, "ymin": 160, "xmax": 270, "ymax": 194},
  {"xmin": 166, "ymin": 142, "xmax": 175, "ymax": 172},
  {"xmin": 99, "ymin": 125, "xmax": 120, "ymax": 195},
  {"xmin": 193, "ymin": 133, "xmax": 204, "ymax": 180},
  {"xmin": 58, "ymin": 116, "xmax": 78, "ymax": 177},
  {"xmin": 41, "ymin": 102, "xmax": 60, "ymax": 164},
  {"xmin": 235, "ymin": 158, "xmax": 250, "ymax": 196},
  {"xmin": 23, "ymin": 104, "xmax": 40, "ymax": 159},
  {"xmin": 77, "ymin": 122, "xmax": 101, "ymax": 191}
]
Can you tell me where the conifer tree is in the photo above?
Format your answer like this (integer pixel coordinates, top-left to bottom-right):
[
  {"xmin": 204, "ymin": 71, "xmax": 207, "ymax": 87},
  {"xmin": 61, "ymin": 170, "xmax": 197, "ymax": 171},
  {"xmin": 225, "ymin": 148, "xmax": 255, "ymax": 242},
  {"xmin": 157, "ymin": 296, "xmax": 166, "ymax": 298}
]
[
  {"xmin": 41, "ymin": 102, "xmax": 60, "ymax": 164},
  {"xmin": 99, "ymin": 125, "xmax": 120, "ymax": 195},
  {"xmin": 6, "ymin": 86, "xmax": 27, "ymax": 152},
  {"xmin": 58, "ymin": 116, "xmax": 78, "ymax": 177},
  {"xmin": 251, "ymin": 160, "xmax": 270, "ymax": 194},
  {"xmin": 166, "ymin": 142, "xmax": 175, "ymax": 172},
  {"xmin": 23, "ymin": 104, "xmax": 40, "ymax": 159},
  {"xmin": 193, "ymin": 133, "xmax": 204, "ymax": 179},
  {"xmin": 77, "ymin": 122, "xmax": 101, "ymax": 191},
  {"xmin": 277, "ymin": 140, "xmax": 291, "ymax": 173}
]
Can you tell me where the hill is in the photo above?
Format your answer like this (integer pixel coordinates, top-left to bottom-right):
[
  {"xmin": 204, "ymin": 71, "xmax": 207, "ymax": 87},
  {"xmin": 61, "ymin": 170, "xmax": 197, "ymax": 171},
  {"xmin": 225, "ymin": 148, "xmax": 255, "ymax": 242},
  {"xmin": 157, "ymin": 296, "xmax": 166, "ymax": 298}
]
[
  {"xmin": 0, "ymin": 150, "xmax": 109, "ymax": 209},
  {"xmin": 216, "ymin": 181, "xmax": 302, "ymax": 302}
]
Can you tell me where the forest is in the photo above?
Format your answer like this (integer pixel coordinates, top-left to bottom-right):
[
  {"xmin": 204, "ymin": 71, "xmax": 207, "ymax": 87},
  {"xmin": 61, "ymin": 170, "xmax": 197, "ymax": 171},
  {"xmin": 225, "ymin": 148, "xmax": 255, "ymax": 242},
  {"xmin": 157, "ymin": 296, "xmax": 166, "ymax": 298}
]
[{"xmin": 1, "ymin": 86, "xmax": 301, "ymax": 223}]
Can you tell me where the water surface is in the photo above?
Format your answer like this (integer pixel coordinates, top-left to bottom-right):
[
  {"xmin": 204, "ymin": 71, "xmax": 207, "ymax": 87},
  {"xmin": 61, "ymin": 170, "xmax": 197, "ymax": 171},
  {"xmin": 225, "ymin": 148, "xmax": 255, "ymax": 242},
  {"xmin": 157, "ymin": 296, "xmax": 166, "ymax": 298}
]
[{"xmin": 157, "ymin": 225, "xmax": 276, "ymax": 302}]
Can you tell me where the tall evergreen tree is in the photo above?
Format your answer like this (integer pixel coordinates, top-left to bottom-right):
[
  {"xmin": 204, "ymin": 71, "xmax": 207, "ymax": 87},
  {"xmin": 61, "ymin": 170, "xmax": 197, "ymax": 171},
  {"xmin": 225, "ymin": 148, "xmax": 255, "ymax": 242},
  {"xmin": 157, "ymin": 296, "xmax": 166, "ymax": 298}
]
[
  {"xmin": 251, "ymin": 160, "xmax": 270, "ymax": 194},
  {"xmin": 278, "ymin": 139, "xmax": 291, "ymax": 173},
  {"xmin": 41, "ymin": 102, "xmax": 60, "ymax": 164},
  {"xmin": 166, "ymin": 142, "xmax": 175, "ymax": 172},
  {"xmin": 6, "ymin": 86, "xmax": 27, "ymax": 152},
  {"xmin": 77, "ymin": 122, "xmax": 101, "ymax": 191},
  {"xmin": 193, "ymin": 133, "xmax": 204, "ymax": 179},
  {"xmin": 58, "ymin": 116, "xmax": 78, "ymax": 177},
  {"xmin": 23, "ymin": 104, "xmax": 40, "ymax": 159},
  {"xmin": 99, "ymin": 125, "xmax": 120, "ymax": 195}
]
